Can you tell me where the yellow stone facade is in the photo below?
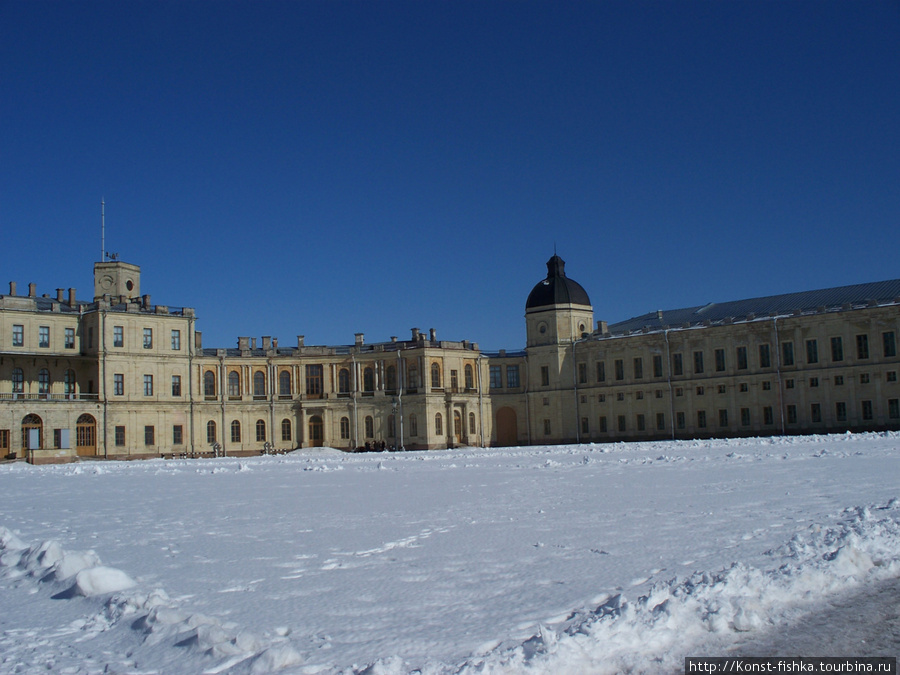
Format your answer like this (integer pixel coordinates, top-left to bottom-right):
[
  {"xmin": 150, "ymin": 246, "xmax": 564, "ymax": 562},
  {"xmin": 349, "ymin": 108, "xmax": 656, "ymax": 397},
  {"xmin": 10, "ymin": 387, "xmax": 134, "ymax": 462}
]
[{"xmin": 2, "ymin": 257, "xmax": 899, "ymax": 463}]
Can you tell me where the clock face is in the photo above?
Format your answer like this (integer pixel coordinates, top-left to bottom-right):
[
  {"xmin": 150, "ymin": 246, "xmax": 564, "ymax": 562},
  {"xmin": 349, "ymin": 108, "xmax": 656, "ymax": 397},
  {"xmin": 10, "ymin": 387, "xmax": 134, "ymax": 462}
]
[{"xmin": 99, "ymin": 275, "xmax": 114, "ymax": 290}]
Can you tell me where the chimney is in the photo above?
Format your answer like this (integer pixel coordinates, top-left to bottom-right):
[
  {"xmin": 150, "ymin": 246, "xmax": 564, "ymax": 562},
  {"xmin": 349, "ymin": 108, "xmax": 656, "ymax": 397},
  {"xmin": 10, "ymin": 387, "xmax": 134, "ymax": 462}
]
[
  {"xmin": 411, "ymin": 327, "xmax": 420, "ymax": 341},
  {"xmin": 238, "ymin": 337, "xmax": 250, "ymax": 350},
  {"xmin": 597, "ymin": 320, "xmax": 609, "ymax": 335},
  {"xmin": 8, "ymin": 281, "xmax": 16, "ymax": 296},
  {"xmin": 390, "ymin": 336, "xmax": 397, "ymax": 343},
  {"xmin": 68, "ymin": 288, "xmax": 76, "ymax": 306},
  {"xmin": 28, "ymin": 282, "xmax": 36, "ymax": 297},
  {"xmin": 297, "ymin": 335, "xmax": 305, "ymax": 348},
  {"xmin": 56, "ymin": 288, "xmax": 65, "ymax": 302},
  {"xmin": 429, "ymin": 328, "xmax": 437, "ymax": 342},
  {"xmin": 251, "ymin": 337, "xmax": 257, "ymax": 349},
  {"xmin": 657, "ymin": 310, "xmax": 663, "ymax": 321},
  {"xmin": 142, "ymin": 294, "xmax": 151, "ymax": 309},
  {"xmin": 272, "ymin": 337, "xmax": 278, "ymax": 350},
  {"xmin": 355, "ymin": 333, "xmax": 365, "ymax": 347}
]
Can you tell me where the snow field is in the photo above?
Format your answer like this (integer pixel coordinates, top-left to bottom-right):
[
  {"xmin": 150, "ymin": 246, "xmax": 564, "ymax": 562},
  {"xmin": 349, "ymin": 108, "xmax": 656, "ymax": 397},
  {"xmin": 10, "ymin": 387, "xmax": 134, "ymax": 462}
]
[{"xmin": 1, "ymin": 432, "xmax": 899, "ymax": 674}]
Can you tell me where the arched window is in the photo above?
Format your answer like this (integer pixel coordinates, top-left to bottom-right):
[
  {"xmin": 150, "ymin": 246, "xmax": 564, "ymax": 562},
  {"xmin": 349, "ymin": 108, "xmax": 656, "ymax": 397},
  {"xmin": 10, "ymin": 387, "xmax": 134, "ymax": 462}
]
[
  {"xmin": 465, "ymin": 364, "xmax": 474, "ymax": 390},
  {"xmin": 281, "ymin": 418, "xmax": 292, "ymax": 442},
  {"xmin": 279, "ymin": 371, "xmax": 292, "ymax": 398},
  {"xmin": 338, "ymin": 368, "xmax": 351, "ymax": 393},
  {"xmin": 253, "ymin": 371, "xmax": 266, "ymax": 399},
  {"xmin": 12, "ymin": 368, "xmax": 24, "ymax": 393},
  {"xmin": 469, "ymin": 412, "xmax": 476, "ymax": 435},
  {"xmin": 204, "ymin": 370, "xmax": 216, "ymax": 398},
  {"xmin": 386, "ymin": 365, "xmax": 397, "ymax": 392},
  {"xmin": 409, "ymin": 413, "xmax": 418, "ymax": 437},
  {"xmin": 38, "ymin": 369, "xmax": 50, "ymax": 396},
  {"xmin": 434, "ymin": 412, "xmax": 443, "ymax": 436},
  {"xmin": 408, "ymin": 364, "xmax": 419, "ymax": 390},
  {"xmin": 340, "ymin": 416, "xmax": 350, "ymax": 440},
  {"xmin": 22, "ymin": 414, "xmax": 42, "ymax": 450},
  {"xmin": 365, "ymin": 415, "xmax": 374, "ymax": 438},
  {"xmin": 431, "ymin": 363, "xmax": 441, "ymax": 388},
  {"xmin": 231, "ymin": 420, "xmax": 241, "ymax": 443},
  {"xmin": 256, "ymin": 419, "xmax": 266, "ymax": 442},
  {"xmin": 363, "ymin": 367, "xmax": 374, "ymax": 393},
  {"xmin": 207, "ymin": 420, "xmax": 217, "ymax": 444},
  {"xmin": 64, "ymin": 370, "xmax": 76, "ymax": 396},
  {"xmin": 227, "ymin": 371, "xmax": 241, "ymax": 398}
]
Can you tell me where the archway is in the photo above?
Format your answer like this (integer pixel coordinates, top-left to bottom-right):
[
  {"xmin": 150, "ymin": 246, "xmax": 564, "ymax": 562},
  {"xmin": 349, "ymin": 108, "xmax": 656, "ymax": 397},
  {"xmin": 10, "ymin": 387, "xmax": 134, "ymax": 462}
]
[
  {"xmin": 21, "ymin": 414, "xmax": 43, "ymax": 451},
  {"xmin": 308, "ymin": 415, "xmax": 324, "ymax": 447},
  {"xmin": 76, "ymin": 414, "xmax": 97, "ymax": 456},
  {"xmin": 495, "ymin": 407, "xmax": 518, "ymax": 447},
  {"xmin": 453, "ymin": 410, "xmax": 462, "ymax": 445}
]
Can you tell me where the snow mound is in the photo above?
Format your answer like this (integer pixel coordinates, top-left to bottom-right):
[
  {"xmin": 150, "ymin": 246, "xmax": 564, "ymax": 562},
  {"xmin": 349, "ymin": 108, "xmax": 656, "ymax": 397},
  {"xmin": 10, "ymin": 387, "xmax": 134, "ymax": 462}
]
[{"xmin": 73, "ymin": 565, "xmax": 136, "ymax": 596}]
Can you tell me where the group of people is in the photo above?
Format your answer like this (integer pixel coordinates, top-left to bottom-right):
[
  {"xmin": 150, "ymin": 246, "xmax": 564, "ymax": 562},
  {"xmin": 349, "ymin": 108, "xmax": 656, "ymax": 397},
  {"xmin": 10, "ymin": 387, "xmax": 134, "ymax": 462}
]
[{"xmin": 355, "ymin": 440, "xmax": 397, "ymax": 453}]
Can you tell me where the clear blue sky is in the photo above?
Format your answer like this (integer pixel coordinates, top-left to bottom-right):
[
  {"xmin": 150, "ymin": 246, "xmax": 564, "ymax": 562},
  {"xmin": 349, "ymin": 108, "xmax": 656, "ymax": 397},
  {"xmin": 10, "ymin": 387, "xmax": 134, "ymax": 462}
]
[{"xmin": 2, "ymin": 1, "xmax": 898, "ymax": 352}]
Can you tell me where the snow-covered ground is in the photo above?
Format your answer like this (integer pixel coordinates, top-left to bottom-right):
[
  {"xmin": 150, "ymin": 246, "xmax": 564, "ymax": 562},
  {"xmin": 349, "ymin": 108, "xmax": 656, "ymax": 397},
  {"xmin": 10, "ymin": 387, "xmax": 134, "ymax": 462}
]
[{"xmin": 1, "ymin": 433, "xmax": 899, "ymax": 674}]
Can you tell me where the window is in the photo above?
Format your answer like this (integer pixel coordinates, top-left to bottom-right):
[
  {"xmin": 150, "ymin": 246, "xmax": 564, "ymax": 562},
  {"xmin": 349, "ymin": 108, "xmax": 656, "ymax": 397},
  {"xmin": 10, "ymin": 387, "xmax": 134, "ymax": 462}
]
[
  {"xmin": 675, "ymin": 387, "xmax": 684, "ymax": 397},
  {"xmin": 544, "ymin": 419, "xmax": 553, "ymax": 435},
  {"xmin": 835, "ymin": 402, "xmax": 847, "ymax": 422},
  {"xmin": 811, "ymin": 403, "xmax": 822, "ymax": 423},
  {"xmin": 655, "ymin": 389, "xmax": 663, "ymax": 399},
  {"xmin": 831, "ymin": 337, "xmax": 844, "ymax": 362},
  {"xmin": 65, "ymin": 327, "xmax": 75, "ymax": 349},
  {"xmin": 653, "ymin": 355, "xmax": 663, "ymax": 378},
  {"xmin": 672, "ymin": 353, "xmax": 683, "ymax": 376},
  {"xmin": 581, "ymin": 417, "xmax": 589, "ymax": 434},
  {"xmin": 696, "ymin": 386, "xmax": 704, "ymax": 396},
  {"xmin": 279, "ymin": 370, "xmax": 292, "ymax": 397},
  {"xmin": 599, "ymin": 416, "xmax": 607, "ymax": 433},
  {"xmin": 617, "ymin": 415, "xmax": 626, "ymax": 432},
  {"xmin": 785, "ymin": 379, "xmax": 795, "ymax": 389},
  {"xmin": 434, "ymin": 413, "xmax": 442, "ymax": 436},
  {"xmin": 12, "ymin": 324, "xmax": 24, "ymax": 346},
  {"xmin": 884, "ymin": 331, "xmax": 897, "ymax": 358},
  {"xmin": 338, "ymin": 368, "xmax": 351, "ymax": 394},
  {"xmin": 410, "ymin": 414, "xmax": 418, "ymax": 437},
  {"xmin": 114, "ymin": 326, "xmax": 124, "ymax": 347},
  {"xmin": 736, "ymin": 346, "xmax": 748, "ymax": 370},
  {"xmin": 693, "ymin": 351, "xmax": 704, "ymax": 374},
  {"xmin": 541, "ymin": 366, "xmax": 550, "ymax": 387},
  {"xmin": 579, "ymin": 363, "xmax": 588, "ymax": 384},
  {"xmin": 598, "ymin": 394, "xmax": 606, "ymax": 402},
  {"xmin": 306, "ymin": 364, "xmax": 323, "ymax": 397},
  {"xmin": 469, "ymin": 412, "xmax": 476, "ymax": 435},
  {"xmin": 366, "ymin": 416, "xmax": 375, "ymax": 438},
  {"xmin": 636, "ymin": 391, "xmax": 644, "ymax": 400},
  {"xmin": 450, "ymin": 369, "xmax": 459, "ymax": 393},
  {"xmin": 253, "ymin": 371, "xmax": 266, "ymax": 399},
  {"xmin": 633, "ymin": 358, "xmax": 643, "ymax": 380},
  {"xmin": 143, "ymin": 374, "xmax": 153, "ymax": 396},
  {"xmin": 115, "ymin": 426, "xmax": 125, "ymax": 446},
  {"xmin": 636, "ymin": 414, "xmax": 645, "ymax": 432},
  {"xmin": 888, "ymin": 372, "xmax": 898, "ymax": 383},
  {"xmin": 787, "ymin": 405, "xmax": 797, "ymax": 424},
  {"xmin": 889, "ymin": 399, "xmax": 899, "ymax": 420},
  {"xmin": 782, "ymin": 342, "xmax": 794, "ymax": 367},
  {"xmin": 171, "ymin": 330, "xmax": 181, "ymax": 350},
  {"xmin": 862, "ymin": 400, "xmax": 873, "ymax": 421},
  {"xmin": 490, "ymin": 365, "xmax": 502, "ymax": 389},
  {"xmin": 715, "ymin": 349, "xmax": 726, "ymax": 372},
  {"xmin": 228, "ymin": 371, "xmax": 241, "ymax": 398},
  {"xmin": 741, "ymin": 408, "xmax": 751, "ymax": 426},
  {"xmin": 762, "ymin": 381, "xmax": 771, "ymax": 391},
  {"xmin": 860, "ymin": 373, "xmax": 870, "ymax": 384},
  {"xmin": 204, "ymin": 371, "xmax": 216, "ymax": 398},
  {"xmin": 256, "ymin": 419, "xmax": 266, "ymax": 442},
  {"xmin": 676, "ymin": 412, "xmax": 685, "ymax": 430},
  {"xmin": 64, "ymin": 370, "xmax": 75, "ymax": 396},
  {"xmin": 340, "ymin": 417, "xmax": 350, "ymax": 440},
  {"xmin": 656, "ymin": 413, "xmax": 665, "ymax": 431},
  {"xmin": 697, "ymin": 410, "xmax": 707, "ymax": 428},
  {"xmin": 88, "ymin": 327, "xmax": 93, "ymax": 349},
  {"xmin": 173, "ymin": 425, "xmax": 183, "ymax": 445},
  {"xmin": 38, "ymin": 369, "xmax": 50, "ymax": 395},
  {"xmin": 231, "ymin": 420, "xmax": 241, "ymax": 443},
  {"xmin": 207, "ymin": 421, "xmax": 217, "ymax": 444},
  {"xmin": 834, "ymin": 375, "xmax": 844, "ymax": 386},
  {"xmin": 431, "ymin": 363, "xmax": 441, "ymax": 388},
  {"xmin": 800, "ymin": 339, "xmax": 816, "ymax": 364},
  {"xmin": 718, "ymin": 409, "xmax": 728, "ymax": 427},
  {"xmin": 808, "ymin": 377, "xmax": 818, "ymax": 388},
  {"xmin": 506, "ymin": 365, "xmax": 520, "ymax": 388},
  {"xmin": 717, "ymin": 385, "xmax": 726, "ymax": 394},
  {"xmin": 465, "ymin": 364, "xmax": 474, "ymax": 390},
  {"xmin": 759, "ymin": 344, "xmax": 771, "ymax": 368},
  {"xmin": 739, "ymin": 382, "xmax": 748, "ymax": 392},
  {"xmin": 144, "ymin": 425, "xmax": 155, "ymax": 446},
  {"xmin": 172, "ymin": 375, "xmax": 182, "ymax": 397},
  {"xmin": 39, "ymin": 326, "xmax": 49, "ymax": 348},
  {"xmin": 616, "ymin": 392, "xmax": 624, "ymax": 401},
  {"xmin": 12, "ymin": 368, "xmax": 24, "ymax": 393},
  {"xmin": 408, "ymin": 364, "xmax": 419, "ymax": 390},
  {"xmin": 857, "ymin": 334, "xmax": 869, "ymax": 360},
  {"xmin": 282, "ymin": 419, "xmax": 292, "ymax": 442},
  {"xmin": 143, "ymin": 328, "xmax": 153, "ymax": 349},
  {"xmin": 614, "ymin": 359, "xmax": 624, "ymax": 381},
  {"xmin": 114, "ymin": 373, "xmax": 124, "ymax": 396},
  {"xmin": 596, "ymin": 361, "xmax": 606, "ymax": 382},
  {"xmin": 386, "ymin": 365, "xmax": 397, "ymax": 392},
  {"xmin": 763, "ymin": 406, "xmax": 774, "ymax": 425}
]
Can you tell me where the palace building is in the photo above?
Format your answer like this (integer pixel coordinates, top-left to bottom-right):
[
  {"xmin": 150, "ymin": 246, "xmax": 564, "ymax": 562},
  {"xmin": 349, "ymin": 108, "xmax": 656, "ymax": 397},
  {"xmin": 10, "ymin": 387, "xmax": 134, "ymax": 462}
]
[{"xmin": 2, "ymin": 255, "xmax": 899, "ymax": 463}]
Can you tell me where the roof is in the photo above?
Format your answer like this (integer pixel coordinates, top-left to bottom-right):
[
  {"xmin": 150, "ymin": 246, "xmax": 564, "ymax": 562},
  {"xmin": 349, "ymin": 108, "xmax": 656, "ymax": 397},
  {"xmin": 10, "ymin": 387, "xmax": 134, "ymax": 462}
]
[
  {"xmin": 525, "ymin": 255, "xmax": 591, "ymax": 310},
  {"xmin": 607, "ymin": 279, "xmax": 900, "ymax": 334}
]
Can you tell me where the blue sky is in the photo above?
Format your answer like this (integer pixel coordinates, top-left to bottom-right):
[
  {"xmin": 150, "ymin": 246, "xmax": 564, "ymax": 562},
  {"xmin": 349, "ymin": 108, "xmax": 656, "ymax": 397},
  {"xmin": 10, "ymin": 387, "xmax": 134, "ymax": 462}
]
[{"xmin": 2, "ymin": 1, "xmax": 898, "ymax": 352}]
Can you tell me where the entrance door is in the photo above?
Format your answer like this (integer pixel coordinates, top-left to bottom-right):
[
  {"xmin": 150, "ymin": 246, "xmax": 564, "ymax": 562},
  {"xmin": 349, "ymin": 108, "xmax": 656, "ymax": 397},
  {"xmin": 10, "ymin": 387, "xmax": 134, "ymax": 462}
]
[
  {"xmin": 76, "ymin": 414, "xmax": 97, "ymax": 456},
  {"xmin": 308, "ymin": 415, "xmax": 324, "ymax": 447},
  {"xmin": 453, "ymin": 411, "xmax": 462, "ymax": 445},
  {"xmin": 496, "ymin": 407, "xmax": 518, "ymax": 447},
  {"xmin": 21, "ymin": 414, "xmax": 43, "ymax": 452}
]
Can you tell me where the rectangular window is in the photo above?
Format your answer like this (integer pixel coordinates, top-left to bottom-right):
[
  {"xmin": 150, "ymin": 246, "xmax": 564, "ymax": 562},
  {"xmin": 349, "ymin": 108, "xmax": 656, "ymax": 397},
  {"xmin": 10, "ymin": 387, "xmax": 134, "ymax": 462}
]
[
  {"xmin": 115, "ymin": 426, "xmax": 125, "ymax": 446},
  {"xmin": 143, "ymin": 328, "xmax": 153, "ymax": 349},
  {"xmin": 762, "ymin": 381, "xmax": 771, "ymax": 391},
  {"xmin": 806, "ymin": 339, "xmax": 818, "ymax": 364},
  {"xmin": 143, "ymin": 374, "xmax": 153, "ymax": 396},
  {"xmin": 883, "ymin": 331, "xmax": 896, "ymax": 358},
  {"xmin": 614, "ymin": 359, "xmax": 624, "ymax": 381},
  {"xmin": 787, "ymin": 405, "xmax": 797, "ymax": 424},
  {"xmin": 676, "ymin": 412, "xmax": 686, "ymax": 430},
  {"xmin": 506, "ymin": 365, "xmax": 520, "ymax": 388},
  {"xmin": 718, "ymin": 409, "xmax": 728, "ymax": 427},
  {"xmin": 173, "ymin": 425, "xmax": 183, "ymax": 445},
  {"xmin": 0, "ymin": 429, "xmax": 9, "ymax": 452},
  {"xmin": 653, "ymin": 355, "xmax": 663, "ymax": 378},
  {"xmin": 740, "ymin": 407, "xmax": 751, "ymax": 426},
  {"xmin": 736, "ymin": 346, "xmax": 748, "ymax": 370},
  {"xmin": 696, "ymin": 386, "xmax": 704, "ymax": 396},
  {"xmin": 543, "ymin": 419, "xmax": 552, "ymax": 436},
  {"xmin": 114, "ymin": 373, "xmax": 124, "ymax": 396},
  {"xmin": 114, "ymin": 326, "xmax": 124, "ymax": 348},
  {"xmin": 693, "ymin": 351, "xmax": 704, "ymax": 374},
  {"xmin": 831, "ymin": 336, "xmax": 844, "ymax": 362},
  {"xmin": 633, "ymin": 358, "xmax": 643, "ymax": 380},
  {"xmin": 811, "ymin": 403, "xmax": 822, "ymax": 423},
  {"xmin": 836, "ymin": 401, "xmax": 847, "ymax": 422},
  {"xmin": 889, "ymin": 399, "xmax": 899, "ymax": 420},
  {"xmin": 598, "ymin": 394, "xmax": 606, "ymax": 402},
  {"xmin": 835, "ymin": 375, "xmax": 844, "ymax": 386},
  {"xmin": 596, "ymin": 361, "xmax": 606, "ymax": 382},
  {"xmin": 656, "ymin": 412, "xmax": 665, "ymax": 431},
  {"xmin": 717, "ymin": 384, "xmax": 726, "ymax": 394},
  {"xmin": 581, "ymin": 417, "xmax": 589, "ymax": 434},
  {"xmin": 489, "ymin": 365, "xmax": 502, "ymax": 389},
  {"xmin": 715, "ymin": 348, "xmax": 726, "ymax": 372},
  {"xmin": 39, "ymin": 326, "xmax": 50, "ymax": 348},
  {"xmin": 616, "ymin": 392, "xmax": 624, "ymax": 401},
  {"xmin": 636, "ymin": 390, "xmax": 644, "ymax": 400},
  {"xmin": 13, "ymin": 324, "xmax": 23, "ymax": 346},
  {"xmin": 697, "ymin": 410, "xmax": 707, "ymax": 428},
  {"xmin": 636, "ymin": 414, "xmax": 645, "ymax": 432},
  {"xmin": 172, "ymin": 375, "xmax": 182, "ymax": 397},
  {"xmin": 759, "ymin": 344, "xmax": 771, "ymax": 368},
  {"xmin": 598, "ymin": 416, "xmax": 607, "ymax": 433},
  {"xmin": 763, "ymin": 406, "xmax": 774, "ymax": 425},
  {"xmin": 675, "ymin": 387, "xmax": 684, "ymax": 397},
  {"xmin": 306, "ymin": 364, "xmax": 323, "ymax": 396},
  {"xmin": 888, "ymin": 371, "xmax": 898, "ymax": 383},
  {"xmin": 171, "ymin": 330, "xmax": 181, "ymax": 350},
  {"xmin": 144, "ymin": 425, "xmax": 155, "ymax": 446},
  {"xmin": 655, "ymin": 389, "xmax": 663, "ymax": 399},
  {"xmin": 862, "ymin": 400, "xmax": 874, "ymax": 421},
  {"xmin": 857, "ymin": 334, "xmax": 869, "ymax": 360},
  {"xmin": 617, "ymin": 415, "xmax": 626, "ymax": 432},
  {"xmin": 672, "ymin": 353, "xmax": 683, "ymax": 376},
  {"xmin": 578, "ymin": 362, "xmax": 588, "ymax": 384},
  {"xmin": 65, "ymin": 327, "xmax": 75, "ymax": 349},
  {"xmin": 860, "ymin": 373, "xmax": 870, "ymax": 384},
  {"xmin": 740, "ymin": 382, "xmax": 748, "ymax": 392},
  {"xmin": 782, "ymin": 342, "xmax": 794, "ymax": 367},
  {"xmin": 808, "ymin": 377, "xmax": 818, "ymax": 387},
  {"xmin": 541, "ymin": 366, "xmax": 550, "ymax": 387},
  {"xmin": 785, "ymin": 379, "xmax": 795, "ymax": 389}
]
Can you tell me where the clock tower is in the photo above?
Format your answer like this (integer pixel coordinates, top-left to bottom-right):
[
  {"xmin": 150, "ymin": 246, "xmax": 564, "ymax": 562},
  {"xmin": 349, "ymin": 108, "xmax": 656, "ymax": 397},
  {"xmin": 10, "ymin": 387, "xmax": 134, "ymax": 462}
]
[{"xmin": 93, "ymin": 260, "xmax": 141, "ymax": 302}]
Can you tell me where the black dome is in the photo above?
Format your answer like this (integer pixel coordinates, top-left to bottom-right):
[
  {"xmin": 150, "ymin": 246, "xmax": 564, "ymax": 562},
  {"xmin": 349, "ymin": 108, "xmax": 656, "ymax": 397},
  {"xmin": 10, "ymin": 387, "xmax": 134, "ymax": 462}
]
[{"xmin": 526, "ymin": 255, "xmax": 591, "ymax": 310}]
